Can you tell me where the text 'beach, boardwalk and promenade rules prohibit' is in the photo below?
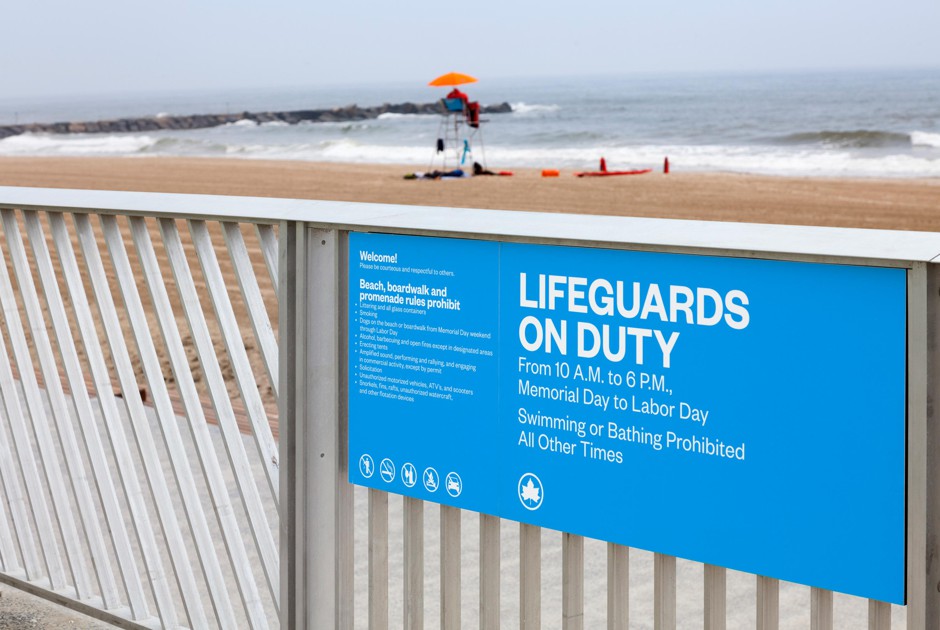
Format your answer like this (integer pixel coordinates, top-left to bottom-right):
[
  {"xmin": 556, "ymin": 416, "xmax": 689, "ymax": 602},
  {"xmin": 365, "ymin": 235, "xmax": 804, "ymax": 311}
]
[{"xmin": 348, "ymin": 231, "xmax": 907, "ymax": 604}]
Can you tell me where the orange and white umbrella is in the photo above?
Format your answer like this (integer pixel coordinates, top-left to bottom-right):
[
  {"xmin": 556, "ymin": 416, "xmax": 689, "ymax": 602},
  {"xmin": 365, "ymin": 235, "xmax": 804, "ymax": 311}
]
[{"xmin": 428, "ymin": 72, "xmax": 478, "ymax": 87}]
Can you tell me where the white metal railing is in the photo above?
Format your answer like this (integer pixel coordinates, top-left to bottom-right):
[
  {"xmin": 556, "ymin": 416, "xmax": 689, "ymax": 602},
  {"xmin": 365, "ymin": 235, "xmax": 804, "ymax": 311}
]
[
  {"xmin": 0, "ymin": 186, "xmax": 938, "ymax": 629},
  {"xmin": 0, "ymin": 195, "xmax": 279, "ymax": 628}
]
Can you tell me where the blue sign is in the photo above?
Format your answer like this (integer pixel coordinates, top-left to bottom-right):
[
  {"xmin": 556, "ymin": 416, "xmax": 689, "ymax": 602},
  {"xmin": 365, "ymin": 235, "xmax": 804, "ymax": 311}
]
[{"xmin": 348, "ymin": 232, "xmax": 907, "ymax": 604}]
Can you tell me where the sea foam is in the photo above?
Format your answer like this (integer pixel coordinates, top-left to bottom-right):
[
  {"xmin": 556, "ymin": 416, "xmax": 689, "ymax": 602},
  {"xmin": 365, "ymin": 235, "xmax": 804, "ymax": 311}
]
[
  {"xmin": 0, "ymin": 132, "xmax": 158, "ymax": 155},
  {"xmin": 912, "ymin": 131, "xmax": 940, "ymax": 148},
  {"xmin": 511, "ymin": 102, "xmax": 561, "ymax": 115}
]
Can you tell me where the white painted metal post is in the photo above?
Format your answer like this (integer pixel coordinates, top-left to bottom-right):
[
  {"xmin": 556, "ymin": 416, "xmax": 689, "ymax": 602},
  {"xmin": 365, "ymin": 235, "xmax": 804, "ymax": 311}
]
[
  {"xmin": 337, "ymin": 230, "xmax": 355, "ymax": 630},
  {"xmin": 284, "ymin": 226, "xmax": 355, "ymax": 629},
  {"xmin": 280, "ymin": 221, "xmax": 304, "ymax": 630},
  {"xmin": 927, "ymin": 262, "xmax": 940, "ymax": 627},
  {"xmin": 906, "ymin": 261, "xmax": 940, "ymax": 629}
]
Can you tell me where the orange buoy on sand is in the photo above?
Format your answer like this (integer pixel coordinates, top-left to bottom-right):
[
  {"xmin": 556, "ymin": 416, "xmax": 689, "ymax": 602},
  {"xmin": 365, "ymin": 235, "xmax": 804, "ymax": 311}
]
[
  {"xmin": 664, "ymin": 157, "xmax": 670, "ymax": 174},
  {"xmin": 542, "ymin": 169, "xmax": 560, "ymax": 177}
]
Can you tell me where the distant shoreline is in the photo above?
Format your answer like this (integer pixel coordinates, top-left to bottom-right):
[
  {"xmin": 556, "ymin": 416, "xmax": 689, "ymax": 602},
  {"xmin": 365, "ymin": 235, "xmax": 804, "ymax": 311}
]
[{"xmin": 0, "ymin": 155, "xmax": 936, "ymax": 233}]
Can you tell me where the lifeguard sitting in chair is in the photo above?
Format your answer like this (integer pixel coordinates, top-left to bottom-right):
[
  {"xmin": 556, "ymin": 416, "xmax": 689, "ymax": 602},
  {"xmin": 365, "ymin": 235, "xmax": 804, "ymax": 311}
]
[{"xmin": 444, "ymin": 88, "xmax": 481, "ymax": 128}]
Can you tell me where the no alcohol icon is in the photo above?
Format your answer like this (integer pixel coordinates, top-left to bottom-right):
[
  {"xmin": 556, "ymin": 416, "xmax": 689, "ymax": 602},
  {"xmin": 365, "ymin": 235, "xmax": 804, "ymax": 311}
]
[{"xmin": 401, "ymin": 463, "xmax": 417, "ymax": 488}]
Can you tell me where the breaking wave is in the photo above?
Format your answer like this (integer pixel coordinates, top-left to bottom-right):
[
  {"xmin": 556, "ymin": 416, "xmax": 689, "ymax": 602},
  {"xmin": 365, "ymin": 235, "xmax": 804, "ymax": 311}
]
[
  {"xmin": 912, "ymin": 131, "xmax": 940, "ymax": 148},
  {"xmin": 511, "ymin": 102, "xmax": 561, "ymax": 115},
  {"xmin": 771, "ymin": 130, "xmax": 912, "ymax": 148},
  {"xmin": 0, "ymin": 132, "xmax": 160, "ymax": 155},
  {"xmin": 1, "ymin": 127, "xmax": 937, "ymax": 178},
  {"xmin": 377, "ymin": 112, "xmax": 434, "ymax": 120}
]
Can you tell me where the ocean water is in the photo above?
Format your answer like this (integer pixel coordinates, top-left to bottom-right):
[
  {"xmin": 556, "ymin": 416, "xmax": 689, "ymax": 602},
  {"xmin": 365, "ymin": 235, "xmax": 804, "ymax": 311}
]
[{"xmin": 0, "ymin": 69, "xmax": 938, "ymax": 178}]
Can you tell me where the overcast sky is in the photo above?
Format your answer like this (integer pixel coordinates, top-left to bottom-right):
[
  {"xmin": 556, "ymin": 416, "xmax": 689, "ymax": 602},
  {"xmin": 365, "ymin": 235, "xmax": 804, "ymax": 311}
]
[{"xmin": 2, "ymin": 0, "xmax": 938, "ymax": 98}]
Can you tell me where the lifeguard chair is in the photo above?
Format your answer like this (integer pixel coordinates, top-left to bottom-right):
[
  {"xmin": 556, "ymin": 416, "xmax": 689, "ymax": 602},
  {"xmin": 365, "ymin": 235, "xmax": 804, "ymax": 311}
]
[{"xmin": 428, "ymin": 73, "xmax": 488, "ymax": 172}]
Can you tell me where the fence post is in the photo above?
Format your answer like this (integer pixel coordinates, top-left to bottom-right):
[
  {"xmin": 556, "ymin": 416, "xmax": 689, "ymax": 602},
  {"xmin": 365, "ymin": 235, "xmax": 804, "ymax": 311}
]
[
  {"xmin": 907, "ymin": 262, "xmax": 940, "ymax": 629},
  {"xmin": 280, "ymin": 221, "xmax": 304, "ymax": 629},
  {"xmin": 281, "ymin": 225, "xmax": 354, "ymax": 629}
]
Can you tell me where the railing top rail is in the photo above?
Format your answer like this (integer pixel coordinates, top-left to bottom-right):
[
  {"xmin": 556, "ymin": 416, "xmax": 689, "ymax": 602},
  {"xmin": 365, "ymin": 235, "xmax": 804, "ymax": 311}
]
[{"xmin": 1, "ymin": 185, "xmax": 939, "ymax": 264}]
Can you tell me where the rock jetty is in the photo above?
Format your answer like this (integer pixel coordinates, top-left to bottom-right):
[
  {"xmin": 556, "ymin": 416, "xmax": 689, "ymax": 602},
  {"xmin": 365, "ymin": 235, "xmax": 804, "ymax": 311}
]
[{"xmin": 0, "ymin": 101, "xmax": 514, "ymax": 141}]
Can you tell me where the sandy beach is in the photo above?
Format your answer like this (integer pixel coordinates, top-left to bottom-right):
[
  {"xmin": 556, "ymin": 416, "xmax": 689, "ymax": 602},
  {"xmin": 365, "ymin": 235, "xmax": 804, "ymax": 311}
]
[
  {"xmin": 0, "ymin": 157, "xmax": 936, "ymax": 436},
  {"xmin": 0, "ymin": 156, "xmax": 938, "ymax": 231}
]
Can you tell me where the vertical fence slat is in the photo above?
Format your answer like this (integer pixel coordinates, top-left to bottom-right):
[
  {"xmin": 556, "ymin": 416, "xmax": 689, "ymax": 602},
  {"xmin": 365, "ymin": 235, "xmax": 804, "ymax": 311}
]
[
  {"xmin": 654, "ymin": 553, "xmax": 676, "ymax": 630},
  {"xmin": 0, "ymin": 397, "xmax": 39, "ymax": 579},
  {"xmin": 25, "ymin": 210, "xmax": 140, "ymax": 613},
  {"xmin": 925, "ymin": 262, "xmax": 940, "ymax": 626},
  {"xmin": 101, "ymin": 215, "xmax": 220, "ymax": 627},
  {"xmin": 441, "ymin": 505, "xmax": 461, "ymax": 630},
  {"xmin": 0, "ymin": 255, "xmax": 66, "ymax": 589},
  {"xmin": 73, "ymin": 215, "xmax": 175, "ymax": 623},
  {"xmin": 125, "ymin": 215, "xmax": 267, "ymax": 629},
  {"xmin": 256, "ymin": 223, "xmax": 279, "ymax": 296},
  {"xmin": 338, "ymin": 229, "xmax": 354, "ymax": 630},
  {"xmin": 90, "ymin": 215, "xmax": 205, "ymax": 625},
  {"xmin": 222, "ymin": 221, "xmax": 279, "ymax": 397},
  {"xmin": 279, "ymin": 220, "xmax": 302, "ymax": 630},
  {"xmin": 810, "ymin": 587, "xmax": 832, "ymax": 630},
  {"xmin": 0, "ymin": 473, "xmax": 20, "ymax": 573},
  {"xmin": 908, "ymin": 261, "xmax": 940, "ymax": 628},
  {"xmin": 159, "ymin": 217, "xmax": 281, "ymax": 609},
  {"xmin": 404, "ymin": 497, "xmax": 424, "ymax": 630},
  {"xmin": 369, "ymin": 489, "xmax": 388, "ymax": 630},
  {"xmin": 869, "ymin": 600, "xmax": 891, "ymax": 630},
  {"xmin": 756, "ymin": 576, "xmax": 779, "ymax": 630},
  {"xmin": 189, "ymin": 220, "xmax": 279, "ymax": 503},
  {"xmin": 607, "ymin": 543, "xmax": 628, "ymax": 630},
  {"xmin": 563, "ymin": 533, "xmax": 584, "ymax": 630},
  {"xmin": 704, "ymin": 564, "xmax": 726, "ymax": 630},
  {"xmin": 0, "ymin": 209, "xmax": 99, "ymax": 601},
  {"xmin": 520, "ymin": 523, "xmax": 540, "ymax": 630},
  {"xmin": 480, "ymin": 514, "xmax": 500, "ymax": 630}
]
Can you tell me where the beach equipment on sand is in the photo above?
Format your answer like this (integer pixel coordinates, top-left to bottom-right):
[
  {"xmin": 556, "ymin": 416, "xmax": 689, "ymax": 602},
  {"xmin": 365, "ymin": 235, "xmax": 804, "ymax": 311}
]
[
  {"xmin": 542, "ymin": 169, "xmax": 560, "ymax": 177},
  {"xmin": 403, "ymin": 168, "xmax": 468, "ymax": 180},
  {"xmin": 575, "ymin": 157, "xmax": 651, "ymax": 177},
  {"xmin": 461, "ymin": 139, "xmax": 471, "ymax": 165},
  {"xmin": 428, "ymin": 72, "xmax": 489, "ymax": 173},
  {"xmin": 576, "ymin": 168, "xmax": 652, "ymax": 177},
  {"xmin": 664, "ymin": 157, "xmax": 670, "ymax": 174},
  {"xmin": 428, "ymin": 72, "xmax": 478, "ymax": 87},
  {"xmin": 472, "ymin": 162, "xmax": 514, "ymax": 177}
]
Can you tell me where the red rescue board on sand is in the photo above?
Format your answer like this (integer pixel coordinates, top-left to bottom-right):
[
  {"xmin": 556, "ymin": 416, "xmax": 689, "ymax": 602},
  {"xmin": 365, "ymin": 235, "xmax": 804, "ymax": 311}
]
[{"xmin": 575, "ymin": 168, "xmax": 652, "ymax": 177}]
